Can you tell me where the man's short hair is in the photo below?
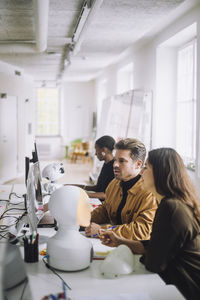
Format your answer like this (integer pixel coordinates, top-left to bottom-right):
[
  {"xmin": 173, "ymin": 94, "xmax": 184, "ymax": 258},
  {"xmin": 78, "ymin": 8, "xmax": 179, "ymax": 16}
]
[{"xmin": 115, "ymin": 138, "xmax": 146, "ymax": 163}]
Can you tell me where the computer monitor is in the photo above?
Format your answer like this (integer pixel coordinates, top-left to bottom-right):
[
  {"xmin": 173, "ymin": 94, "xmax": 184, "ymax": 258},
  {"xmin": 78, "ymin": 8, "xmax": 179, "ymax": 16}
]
[
  {"xmin": 33, "ymin": 161, "xmax": 43, "ymax": 204},
  {"xmin": 25, "ymin": 156, "xmax": 30, "ymax": 186},
  {"xmin": 24, "ymin": 142, "xmax": 56, "ymax": 230},
  {"xmin": 25, "ymin": 142, "xmax": 43, "ymax": 204},
  {"xmin": 25, "ymin": 142, "xmax": 38, "ymax": 186},
  {"xmin": 26, "ymin": 163, "xmax": 43, "ymax": 233}
]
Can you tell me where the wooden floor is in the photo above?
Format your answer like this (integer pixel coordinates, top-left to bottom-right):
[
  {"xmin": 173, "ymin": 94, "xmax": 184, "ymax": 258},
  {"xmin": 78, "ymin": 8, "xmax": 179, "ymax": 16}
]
[{"xmin": 6, "ymin": 158, "xmax": 94, "ymax": 186}]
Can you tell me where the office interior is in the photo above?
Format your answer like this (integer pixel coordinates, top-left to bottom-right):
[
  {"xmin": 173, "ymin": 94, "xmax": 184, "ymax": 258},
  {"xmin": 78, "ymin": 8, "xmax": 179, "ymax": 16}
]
[{"xmin": 0, "ymin": 0, "xmax": 200, "ymax": 197}]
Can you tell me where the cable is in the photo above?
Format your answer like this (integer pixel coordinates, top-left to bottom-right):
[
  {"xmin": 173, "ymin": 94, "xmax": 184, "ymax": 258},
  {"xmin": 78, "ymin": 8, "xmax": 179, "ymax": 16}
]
[
  {"xmin": 42, "ymin": 256, "xmax": 72, "ymax": 290},
  {"xmin": 9, "ymin": 192, "xmax": 23, "ymax": 199},
  {"xmin": 19, "ymin": 278, "xmax": 29, "ymax": 300},
  {"xmin": 9, "ymin": 201, "xmax": 24, "ymax": 205},
  {"xmin": 0, "ymin": 207, "xmax": 26, "ymax": 219},
  {"xmin": 0, "ymin": 215, "xmax": 18, "ymax": 229},
  {"xmin": 0, "ymin": 232, "xmax": 9, "ymax": 240}
]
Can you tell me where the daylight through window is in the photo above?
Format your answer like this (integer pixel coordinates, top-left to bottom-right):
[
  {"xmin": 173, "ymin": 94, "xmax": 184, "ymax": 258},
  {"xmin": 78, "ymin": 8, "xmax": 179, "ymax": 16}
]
[
  {"xmin": 176, "ymin": 40, "xmax": 196, "ymax": 170},
  {"xmin": 36, "ymin": 88, "xmax": 59, "ymax": 136}
]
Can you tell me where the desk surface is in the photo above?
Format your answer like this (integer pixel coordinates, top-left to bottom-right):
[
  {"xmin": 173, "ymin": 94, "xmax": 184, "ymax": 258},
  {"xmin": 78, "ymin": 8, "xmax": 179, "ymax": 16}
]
[
  {"xmin": 1, "ymin": 184, "xmax": 185, "ymax": 300},
  {"xmin": 23, "ymin": 227, "xmax": 184, "ymax": 300}
]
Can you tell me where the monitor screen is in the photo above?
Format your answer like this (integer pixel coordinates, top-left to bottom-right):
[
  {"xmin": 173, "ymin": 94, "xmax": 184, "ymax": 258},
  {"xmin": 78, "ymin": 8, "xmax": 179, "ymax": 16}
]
[
  {"xmin": 33, "ymin": 161, "xmax": 43, "ymax": 204},
  {"xmin": 25, "ymin": 156, "xmax": 30, "ymax": 186},
  {"xmin": 24, "ymin": 142, "xmax": 56, "ymax": 229},
  {"xmin": 25, "ymin": 142, "xmax": 43, "ymax": 203},
  {"xmin": 26, "ymin": 163, "xmax": 44, "ymax": 233}
]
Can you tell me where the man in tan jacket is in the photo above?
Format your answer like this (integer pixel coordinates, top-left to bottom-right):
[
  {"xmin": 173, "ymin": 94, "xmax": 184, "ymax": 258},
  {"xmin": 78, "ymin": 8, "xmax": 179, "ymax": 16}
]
[{"xmin": 85, "ymin": 138, "xmax": 157, "ymax": 240}]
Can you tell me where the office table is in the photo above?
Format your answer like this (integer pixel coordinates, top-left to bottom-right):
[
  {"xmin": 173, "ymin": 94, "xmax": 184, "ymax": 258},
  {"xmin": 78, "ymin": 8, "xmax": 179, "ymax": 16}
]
[
  {"xmin": 22, "ymin": 227, "xmax": 184, "ymax": 300},
  {"xmin": 1, "ymin": 184, "xmax": 184, "ymax": 300}
]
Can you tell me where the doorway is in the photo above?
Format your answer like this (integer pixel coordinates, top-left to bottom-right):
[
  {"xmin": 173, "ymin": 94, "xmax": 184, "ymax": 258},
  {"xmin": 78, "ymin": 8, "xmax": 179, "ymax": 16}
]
[{"xmin": 0, "ymin": 95, "xmax": 18, "ymax": 183}]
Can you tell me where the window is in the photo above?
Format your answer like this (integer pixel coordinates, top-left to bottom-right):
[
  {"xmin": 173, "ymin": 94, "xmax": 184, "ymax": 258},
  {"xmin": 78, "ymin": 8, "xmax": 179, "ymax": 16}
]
[
  {"xmin": 176, "ymin": 40, "xmax": 196, "ymax": 170},
  {"xmin": 36, "ymin": 88, "xmax": 59, "ymax": 136}
]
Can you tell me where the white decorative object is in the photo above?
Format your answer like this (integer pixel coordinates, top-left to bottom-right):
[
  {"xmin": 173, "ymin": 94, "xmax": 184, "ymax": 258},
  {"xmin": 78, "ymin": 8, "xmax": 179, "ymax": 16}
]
[
  {"xmin": 47, "ymin": 186, "xmax": 93, "ymax": 271},
  {"xmin": 100, "ymin": 244, "xmax": 135, "ymax": 278},
  {"xmin": 42, "ymin": 162, "xmax": 65, "ymax": 194}
]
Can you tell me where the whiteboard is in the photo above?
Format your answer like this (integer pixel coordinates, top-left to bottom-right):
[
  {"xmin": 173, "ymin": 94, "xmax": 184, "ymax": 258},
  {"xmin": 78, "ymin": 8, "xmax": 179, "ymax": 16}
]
[{"xmin": 97, "ymin": 90, "xmax": 153, "ymax": 150}]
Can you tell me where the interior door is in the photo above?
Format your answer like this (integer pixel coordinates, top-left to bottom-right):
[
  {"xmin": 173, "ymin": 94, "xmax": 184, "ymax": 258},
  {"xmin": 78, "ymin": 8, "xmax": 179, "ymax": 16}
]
[{"xmin": 0, "ymin": 95, "xmax": 18, "ymax": 182}]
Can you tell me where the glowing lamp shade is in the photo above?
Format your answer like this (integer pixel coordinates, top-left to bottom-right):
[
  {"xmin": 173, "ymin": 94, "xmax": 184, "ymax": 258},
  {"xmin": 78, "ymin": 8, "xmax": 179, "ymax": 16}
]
[{"xmin": 47, "ymin": 186, "xmax": 93, "ymax": 271}]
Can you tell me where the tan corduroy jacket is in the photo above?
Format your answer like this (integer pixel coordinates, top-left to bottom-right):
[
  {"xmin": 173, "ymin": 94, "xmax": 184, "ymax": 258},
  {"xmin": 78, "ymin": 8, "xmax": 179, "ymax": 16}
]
[{"xmin": 91, "ymin": 177, "xmax": 157, "ymax": 240}]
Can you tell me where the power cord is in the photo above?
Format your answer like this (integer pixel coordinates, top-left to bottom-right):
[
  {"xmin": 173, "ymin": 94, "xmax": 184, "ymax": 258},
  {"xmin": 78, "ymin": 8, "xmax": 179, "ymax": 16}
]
[
  {"xmin": 42, "ymin": 256, "xmax": 72, "ymax": 291},
  {"xmin": 0, "ymin": 207, "xmax": 26, "ymax": 220},
  {"xmin": 9, "ymin": 192, "xmax": 23, "ymax": 199},
  {"xmin": 19, "ymin": 278, "xmax": 29, "ymax": 300}
]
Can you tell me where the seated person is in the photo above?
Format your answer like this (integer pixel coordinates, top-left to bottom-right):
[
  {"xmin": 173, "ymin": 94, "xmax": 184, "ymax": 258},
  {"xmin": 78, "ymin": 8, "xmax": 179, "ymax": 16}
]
[
  {"xmin": 85, "ymin": 138, "xmax": 157, "ymax": 240},
  {"xmin": 100, "ymin": 148, "xmax": 200, "ymax": 300},
  {"xmin": 67, "ymin": 135, "xmax": 115, "ymax": 201}
]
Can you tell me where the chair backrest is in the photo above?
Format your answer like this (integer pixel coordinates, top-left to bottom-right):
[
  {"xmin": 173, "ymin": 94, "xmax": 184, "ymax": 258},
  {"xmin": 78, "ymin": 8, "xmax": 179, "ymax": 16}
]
[{"xmin": 82, "ymin": 142, "xmax": 90, "ymax": 151}]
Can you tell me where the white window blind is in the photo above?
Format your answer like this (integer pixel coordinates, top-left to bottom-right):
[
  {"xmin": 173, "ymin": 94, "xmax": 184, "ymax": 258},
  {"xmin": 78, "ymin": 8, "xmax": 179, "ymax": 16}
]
[{"xmin": 176, "ymin": 40, "xmax": 196, "ymax": 170}]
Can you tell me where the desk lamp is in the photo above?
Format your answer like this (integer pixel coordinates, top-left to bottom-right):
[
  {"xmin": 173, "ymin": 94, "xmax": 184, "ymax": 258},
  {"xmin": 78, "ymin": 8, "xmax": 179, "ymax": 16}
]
[
  {"xmin": 42, "ymin": 162, "xmax": 65, "ymax": 194},
  {"xmin": 47, "ymin": 186, "xmax": 93, "ymax": 271}
]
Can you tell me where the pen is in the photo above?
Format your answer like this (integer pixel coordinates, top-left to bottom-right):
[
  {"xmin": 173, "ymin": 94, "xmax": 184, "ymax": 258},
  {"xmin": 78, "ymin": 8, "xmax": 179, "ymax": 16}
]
[{"xmin": 91, "ymin": 225, "xmax": 117, "ymax": 238}]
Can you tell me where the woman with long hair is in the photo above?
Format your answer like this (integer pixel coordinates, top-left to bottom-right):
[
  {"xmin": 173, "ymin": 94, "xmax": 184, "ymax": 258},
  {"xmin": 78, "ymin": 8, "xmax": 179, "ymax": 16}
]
[{"xmin": 100, "ymin": 148, "xmax": 200, "ymax": 299}]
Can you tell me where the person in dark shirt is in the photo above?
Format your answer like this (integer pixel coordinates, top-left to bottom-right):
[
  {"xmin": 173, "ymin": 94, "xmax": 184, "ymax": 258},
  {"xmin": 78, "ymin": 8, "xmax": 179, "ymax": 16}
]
[
  {"xmin": 100, "ymin": 147, "xmax": 200, "ymax": 300},
  {"xmin": 67, "ymin": 135, "xmax": 115, "ymax": 201}
]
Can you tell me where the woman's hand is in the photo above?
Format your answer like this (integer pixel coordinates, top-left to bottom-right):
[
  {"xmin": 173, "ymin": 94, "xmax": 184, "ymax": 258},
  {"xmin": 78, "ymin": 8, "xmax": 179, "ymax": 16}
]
[{"xmin": 99, "ymin": 230, "xmax": 121, "ymax": 247}]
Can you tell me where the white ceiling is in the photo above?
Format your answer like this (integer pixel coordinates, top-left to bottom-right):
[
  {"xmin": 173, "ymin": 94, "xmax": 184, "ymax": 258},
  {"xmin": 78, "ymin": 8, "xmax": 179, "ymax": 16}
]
[{"xmin": 0, "ymin": 0, "xmax": 196, "ymax": 83}]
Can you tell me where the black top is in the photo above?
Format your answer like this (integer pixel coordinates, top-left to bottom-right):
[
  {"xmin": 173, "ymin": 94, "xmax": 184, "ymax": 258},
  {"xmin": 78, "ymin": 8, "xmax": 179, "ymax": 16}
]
[
  {"xmin": 140, "ymin": 197, "xmax": 200, "ymax": 300},
  {"xmin": 116, "ymin": 175, "xmax": 141, "ymax": 224},
  {"xmin": 95, "ymin": 159, "xmax": 115, "ymax": 193}
]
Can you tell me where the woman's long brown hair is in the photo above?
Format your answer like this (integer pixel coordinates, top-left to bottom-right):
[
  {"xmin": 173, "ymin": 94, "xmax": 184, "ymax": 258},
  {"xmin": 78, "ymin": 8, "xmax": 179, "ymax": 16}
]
[{"xmin": 148, "ymin": 148, "xmax": 200, "ymax": 222}]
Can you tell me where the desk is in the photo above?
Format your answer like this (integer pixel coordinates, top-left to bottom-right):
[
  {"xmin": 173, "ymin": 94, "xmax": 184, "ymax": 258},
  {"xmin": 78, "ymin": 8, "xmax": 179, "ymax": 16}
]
[
  {"xmin": 1, "ymin": 185, "xmax": 184, "ymax": 300},
  {"xmin": 23, "ymin": 227, "xmax": 184, "ymax": 300}
]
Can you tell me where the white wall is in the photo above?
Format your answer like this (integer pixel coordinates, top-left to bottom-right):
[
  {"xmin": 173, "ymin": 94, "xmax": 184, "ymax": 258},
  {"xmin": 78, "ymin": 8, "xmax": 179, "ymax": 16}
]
[
  {"xmin": 155, "ymin": 47, "xmax": 177, "ymax": 148},
  {"xmin": 0, "ymin": 61, "xmax": 35, "ymax": 180},
  {"xmin": 95, "ymin": 3, "xmax": 200, "ymax": 193},
  {"xmin": 61, "ymin": 81, "xmax": 95, "ymax": 145}
]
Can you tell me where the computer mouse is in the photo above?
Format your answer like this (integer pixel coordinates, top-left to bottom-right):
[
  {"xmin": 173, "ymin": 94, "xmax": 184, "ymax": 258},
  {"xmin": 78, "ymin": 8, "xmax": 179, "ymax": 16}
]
[{"xmin": 99, "ymin": 244, "xmax": 135, "ymax": 278}]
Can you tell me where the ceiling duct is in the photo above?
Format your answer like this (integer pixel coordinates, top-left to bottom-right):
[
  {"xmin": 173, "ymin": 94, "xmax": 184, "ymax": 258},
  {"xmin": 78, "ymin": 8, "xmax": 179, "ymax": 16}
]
[
  {"xmin": 58, "ymin": 0, "xmax": 103, "ymax": 81},
  {"xmin": 0, "ymin": 0, "xmax": 49, "ymax": 54}
]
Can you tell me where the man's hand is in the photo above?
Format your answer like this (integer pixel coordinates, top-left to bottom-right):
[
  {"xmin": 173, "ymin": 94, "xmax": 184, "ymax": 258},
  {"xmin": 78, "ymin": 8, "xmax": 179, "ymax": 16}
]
[
  {"xmin": 99, "ymin": 230, "xmax": 121, "ymax": 247},
  {"xmin": 85, "ymin": 222, "xmax": 102, "ymax": 237}
]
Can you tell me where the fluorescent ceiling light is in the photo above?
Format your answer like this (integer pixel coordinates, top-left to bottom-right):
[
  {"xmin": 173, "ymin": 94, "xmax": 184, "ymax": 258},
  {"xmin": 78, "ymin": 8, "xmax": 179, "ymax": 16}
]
[{"xmin": 72, "ymin": 0, "xmax": 104, "ymax": 55}]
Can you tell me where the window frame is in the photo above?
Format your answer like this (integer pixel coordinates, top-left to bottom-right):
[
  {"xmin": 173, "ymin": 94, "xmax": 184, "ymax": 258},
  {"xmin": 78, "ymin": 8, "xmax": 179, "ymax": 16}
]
[
  {"xmin": 36, "ymin": 87, "xmax": 61, "ymax": 137},
  {"xmin": 176, "ymin": 39, "xmax": 197, "ymax": 171}
]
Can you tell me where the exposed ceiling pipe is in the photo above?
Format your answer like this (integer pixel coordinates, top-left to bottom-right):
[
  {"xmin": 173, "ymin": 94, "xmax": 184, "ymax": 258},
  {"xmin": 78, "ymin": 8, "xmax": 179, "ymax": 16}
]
[
  {"xmin": 57, "ymin": 0, "xmax": 103, "ymax": 81},
  {"xmin": 33, "ymin": 0, "xmax": 49, "ymax": 52},
  {"xmin": 0, "ymin": 0, "xmax": 49, "ymax": 54}
]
